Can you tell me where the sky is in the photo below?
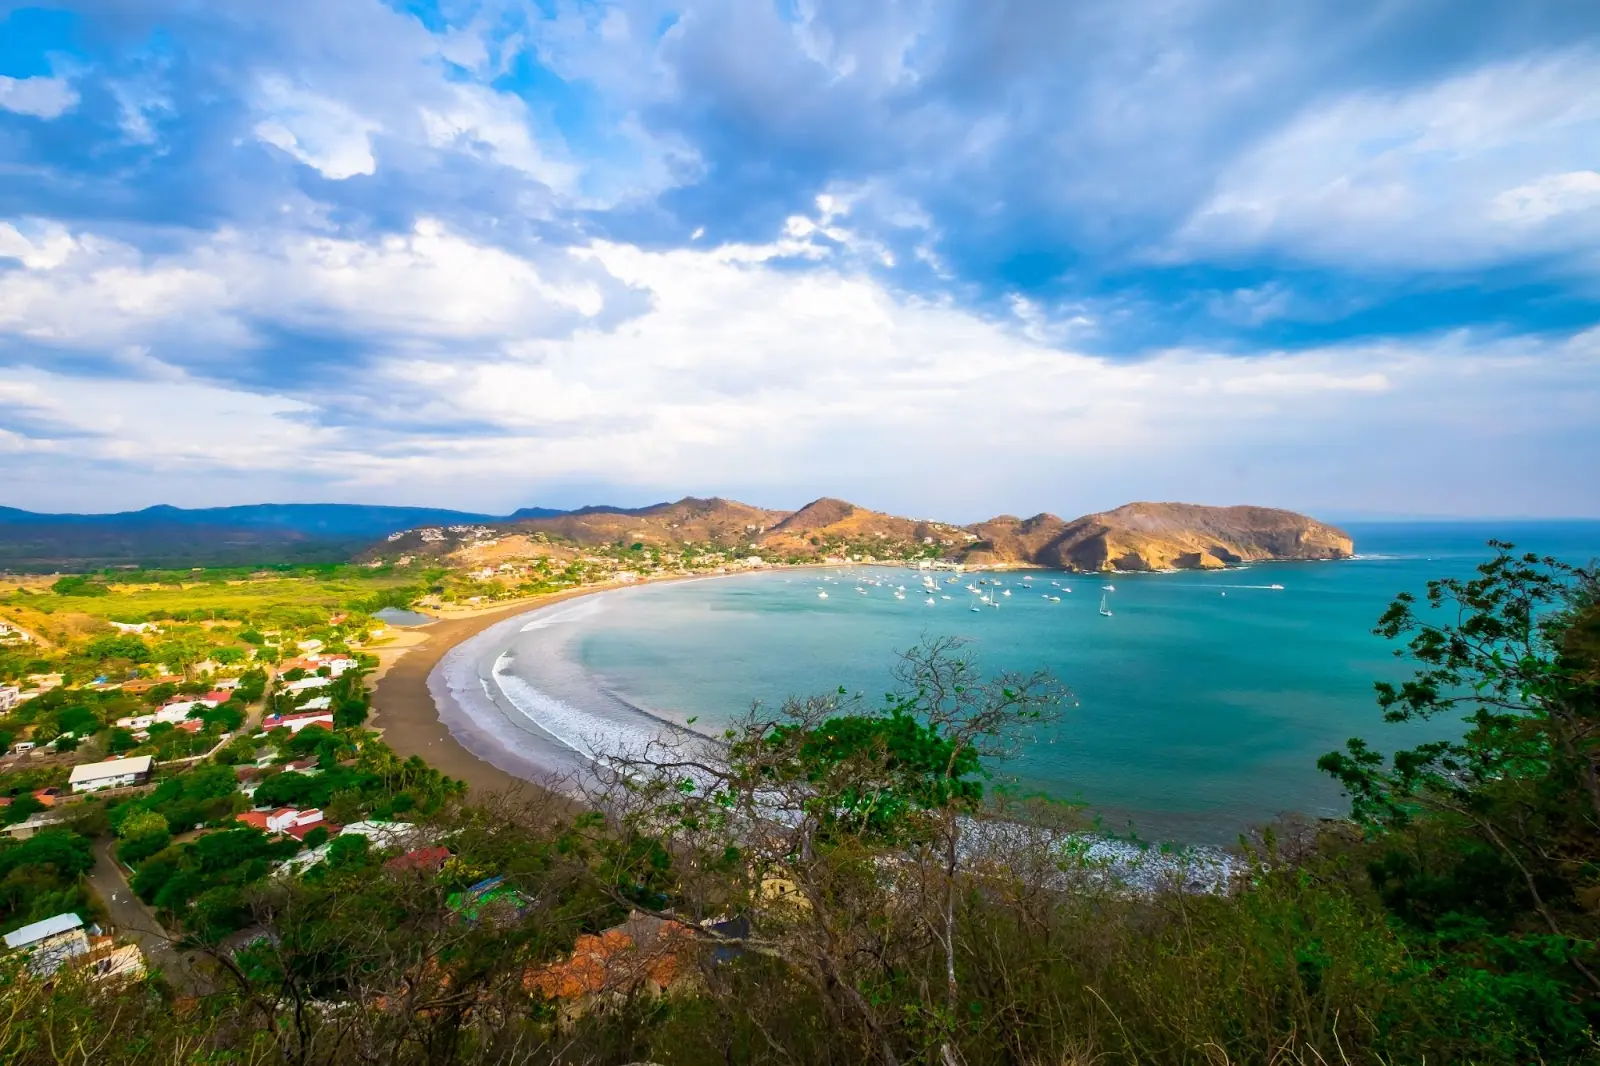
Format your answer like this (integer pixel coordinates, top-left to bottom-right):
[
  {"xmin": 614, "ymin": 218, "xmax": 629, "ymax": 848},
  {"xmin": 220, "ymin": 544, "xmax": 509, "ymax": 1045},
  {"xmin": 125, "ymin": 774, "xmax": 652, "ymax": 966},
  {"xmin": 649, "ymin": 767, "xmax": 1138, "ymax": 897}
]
[{"xmin": 0, "ymin": 0, "xmax": 1597, "ymax": 521}]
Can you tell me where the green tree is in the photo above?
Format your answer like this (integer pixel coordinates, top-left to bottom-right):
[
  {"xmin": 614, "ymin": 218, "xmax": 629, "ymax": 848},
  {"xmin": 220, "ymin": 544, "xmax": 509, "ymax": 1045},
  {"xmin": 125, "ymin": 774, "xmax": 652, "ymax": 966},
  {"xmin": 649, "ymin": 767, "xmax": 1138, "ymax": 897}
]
[{"xmin": 1320, "ymin": 541, "xmax": 1600, "ymax": 1032}]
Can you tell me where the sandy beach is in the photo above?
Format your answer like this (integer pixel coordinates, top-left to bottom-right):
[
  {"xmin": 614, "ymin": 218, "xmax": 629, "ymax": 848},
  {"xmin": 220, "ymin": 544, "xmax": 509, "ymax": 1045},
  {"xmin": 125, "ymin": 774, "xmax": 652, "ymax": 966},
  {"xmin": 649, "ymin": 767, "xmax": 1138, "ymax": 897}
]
[
  {"xmin": 367, "ymin": 586, "xmax": 612, "ymax": 796},
  {"xmin": 367, "ymin": 572, "xmax": 751, "ymax": 796}
]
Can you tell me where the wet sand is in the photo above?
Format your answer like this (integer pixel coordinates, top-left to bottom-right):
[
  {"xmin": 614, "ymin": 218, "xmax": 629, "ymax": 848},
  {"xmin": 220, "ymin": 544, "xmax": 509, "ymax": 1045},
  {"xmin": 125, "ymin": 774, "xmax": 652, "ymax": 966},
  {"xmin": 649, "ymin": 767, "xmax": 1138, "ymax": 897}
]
[
  {"xmin": 366, "ymin": 572, "xmax": 758, "ymax": 797},
  {"xmin": 367, "ymin": 587, "xmax": 609, "ymax": 797}
]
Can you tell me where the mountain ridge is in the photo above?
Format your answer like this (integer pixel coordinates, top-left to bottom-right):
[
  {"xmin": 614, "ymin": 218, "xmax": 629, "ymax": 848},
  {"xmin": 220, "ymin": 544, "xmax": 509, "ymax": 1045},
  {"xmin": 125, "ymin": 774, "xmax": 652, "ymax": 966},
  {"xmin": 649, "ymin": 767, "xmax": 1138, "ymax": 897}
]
[{"xmin": 378, "ymin": 496, "xmax": 1354, "ymax": 573}]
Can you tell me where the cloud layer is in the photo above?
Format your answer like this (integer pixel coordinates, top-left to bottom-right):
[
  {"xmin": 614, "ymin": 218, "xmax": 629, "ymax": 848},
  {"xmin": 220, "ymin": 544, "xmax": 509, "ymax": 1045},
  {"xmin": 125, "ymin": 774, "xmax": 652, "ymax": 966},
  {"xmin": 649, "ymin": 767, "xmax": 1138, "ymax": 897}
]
[{"xmin": 0, "ymin": 1, "xmax": 1596, "ymax": 517}]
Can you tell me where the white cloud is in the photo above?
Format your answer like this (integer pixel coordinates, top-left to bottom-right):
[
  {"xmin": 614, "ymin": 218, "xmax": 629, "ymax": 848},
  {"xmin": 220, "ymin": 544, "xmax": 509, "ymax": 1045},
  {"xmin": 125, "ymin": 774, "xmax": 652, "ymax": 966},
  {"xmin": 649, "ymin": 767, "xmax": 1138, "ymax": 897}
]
[
  {"xmin": 1, "ymin": 211, "xmax": 1595, "ymax": 516},
  {"xmin": 1492, "ymin": 171, "xmax": 1600, "ymax": 225},
  {"xmin": 0, "ymin": 369, "xmax": 328, "ymax": 472},
  {"xmin": 418, "ymin": 83, "xmax": 576, "ymax": 190},
  {"xmin": 1174, "ymin": 51, "xmax": 1600, "ymax": 269},
  {"xmin": 0, "ymin": 217, "xmax": 612, "ymax": 351},
  {"xmin": 0, "ymin": 74, "xmax": 78, "ymax": 119},
  {"xmin": 252, "ymin": 76, "xmax": 381, "ymax": 180}
]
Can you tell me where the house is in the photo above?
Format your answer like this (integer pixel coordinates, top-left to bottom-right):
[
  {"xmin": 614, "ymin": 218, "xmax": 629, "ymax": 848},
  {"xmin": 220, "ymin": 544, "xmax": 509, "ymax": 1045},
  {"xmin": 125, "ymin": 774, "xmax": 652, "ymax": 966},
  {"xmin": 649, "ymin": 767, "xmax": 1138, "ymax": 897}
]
[
  {"xmin": 1, "ymin": 810, "xmax": 67, "ymax": 839},
  {"xmin": 236, "ymin": 807, "xmax": 340, "ymax": 842},
  {"xmin": 297, "ymin": 696, "xmax": 333, "ymax": 711},
  {"xmin": 3, "ymin": 912, "xmax": 90, "ymax": 976},
  {"xmin": 211, "ymin": 677, "xmax": 241, "ymax": 690},
  {"xmin": 108, "ymin": 621, "xmax": 160, "ymax": 634},
  {"xmin": 68, "ymin": 755, "xmax": 154, "ymax": 792},
  {"xmin": 284, "ymin": 675, "xmax": 331, "ymax": 692},
  {"xmin": 322, "ymin": 657, "xmax": 359, "ymax": 677},
  {"xmin": 204, "ymin": 689, "xmax": 235, "ymax": 705},
  {"xmin": 31, "ymin": 787, "xmax": 61, "ymax": 807},
  {"xmin": 262, "ymin": 710, "xmax": 334, "ymax": 733},
  {"xmin": 385, "ymin": 846, "xmax": 451, "ymax": 873},
  {"xmin": 0, "ymin": 685, "xmax": 21, "ymax": 712},
  {"xmin": 296, "ymin": 639, "xmax": 324, "ymax": 652},
  {"xmin": 524, "ymin": 912, "xmax": 702, "ymax": 1005},
  {"xmin": 78, "ymin": 940, "xmax": 145, "ymax": 983}
]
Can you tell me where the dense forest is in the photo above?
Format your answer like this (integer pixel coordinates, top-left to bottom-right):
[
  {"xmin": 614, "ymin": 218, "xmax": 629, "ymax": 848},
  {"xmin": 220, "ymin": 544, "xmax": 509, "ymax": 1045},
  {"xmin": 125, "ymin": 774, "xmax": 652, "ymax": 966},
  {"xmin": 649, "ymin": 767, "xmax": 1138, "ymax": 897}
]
[{"xmin": 2, "ymin": 543, "xmax": 1597, "ymax": 1065}]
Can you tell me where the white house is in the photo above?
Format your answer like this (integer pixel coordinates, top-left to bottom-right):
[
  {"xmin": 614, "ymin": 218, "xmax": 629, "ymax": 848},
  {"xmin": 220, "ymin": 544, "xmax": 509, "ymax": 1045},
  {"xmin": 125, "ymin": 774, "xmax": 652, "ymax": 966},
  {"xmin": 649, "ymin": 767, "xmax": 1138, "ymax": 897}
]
[
  {"xmin": 298, "ymin": 696, "xmax": 333, "ymax": 711},
  {"xmin": 262, "ymin": 710, "xmax": 334, "ymax": 733},
  {"xmin": 4, "ymin": 912, "xmax": 89, "ymax": 975},
  {"xmin": 285, "ymin": 675, "xmax": 331, "ymax": 692},
  {"xmin": 0, "ymin": 685, "xmax": 20, "ymax": 712},
  {"xmin": 69, "ymin": 755, "xmax": 154, "ymax": 793}
]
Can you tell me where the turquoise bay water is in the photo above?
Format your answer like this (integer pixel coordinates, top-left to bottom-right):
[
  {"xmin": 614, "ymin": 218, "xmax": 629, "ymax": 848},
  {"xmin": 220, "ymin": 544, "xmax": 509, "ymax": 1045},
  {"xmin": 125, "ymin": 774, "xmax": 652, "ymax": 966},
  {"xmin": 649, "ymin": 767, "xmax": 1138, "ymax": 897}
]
[{"xmin": 443, "ymin": 522, "xmax": 1600, "ymax": 845}]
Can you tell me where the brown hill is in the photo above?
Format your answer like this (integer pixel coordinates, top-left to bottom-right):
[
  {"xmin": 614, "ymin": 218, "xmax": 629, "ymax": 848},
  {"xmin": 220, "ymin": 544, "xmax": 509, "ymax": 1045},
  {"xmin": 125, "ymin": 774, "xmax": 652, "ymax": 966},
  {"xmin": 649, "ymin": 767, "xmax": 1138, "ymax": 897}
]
[
  {"xmin": 513, "ymin": 497, "xmax": 788, "ymax": 548},
  {"xmin": 962, "ymin": 513, "xmax": 1072, "ymax": 567},
  {"xmin": 373, "ymin": 496, "xmax": 1352, "ymax": 571},
  {"xmin": 977, "ymin": 502, "xmax": 1353, "ymax": 572},
  {"xmin": 761, "ymin": 497, "xmax": 962, "ymax": 557}
]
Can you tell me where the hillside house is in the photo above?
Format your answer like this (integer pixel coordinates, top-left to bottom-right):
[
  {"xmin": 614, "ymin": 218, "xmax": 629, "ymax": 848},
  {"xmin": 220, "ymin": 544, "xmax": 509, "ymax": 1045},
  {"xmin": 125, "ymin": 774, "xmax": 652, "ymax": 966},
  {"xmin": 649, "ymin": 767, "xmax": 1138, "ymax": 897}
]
[
  {"xmin": 284, "ymin": 676, "xmax": 331, "ymax": 692},
  {"xmin": 236, "ymin": 807, "xmax": 340, "ymax": 842},
  {"xmin": 3, "ymin": 913, "xmax": 89, "ymax": 976},
  {"xmin": 69, "ymin": 755, "xmax": 154, "ymax": 792},
  {"xmin": 0, "ymin": 685, "xmax": 20, "ymax": 712},
  {"xmin": 262, "ymin": 710, "xmax": 334, "ymax": 733}
]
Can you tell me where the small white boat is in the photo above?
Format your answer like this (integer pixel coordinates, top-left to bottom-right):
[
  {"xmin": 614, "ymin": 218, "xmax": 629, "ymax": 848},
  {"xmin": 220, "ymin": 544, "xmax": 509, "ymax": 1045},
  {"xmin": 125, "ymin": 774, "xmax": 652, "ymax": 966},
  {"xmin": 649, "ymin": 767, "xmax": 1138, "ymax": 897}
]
[
  {"xmin": 1102, "ymin": 584, "xmax": 1116, "ymax": 592},
  {"xmin": 1269, "ymin": 583, "xmax": 1284, "ymax": 590},
  {"xmin": 925, "ymin": 597, "xmax": 936, "ymax": 606},
  {"xmin": 894, "ymin": 591, "xmax": 906, "ymax": 600},
  {"xmin": 941, "ymin": 595, "xmax": 951, "ymax": 600},
  {"xmin": 970, "ymin": 604, "xmax": 982, "ymax": 612},
  {"xmin": 1048, "ymin": 595, "xmax": 1061, "ymax": 603},
  {"xmin": 818, "ymin": 591, "xmax": 828, "ymax": 599},
  {"xmin": 1001, "ymin": 589, "xmax": 1011, "ymax": 597},
  {"xmin": 856, "ymin": 587, "xmax": 867, "ymax": 594},
  {"xmin": 1099, "ymin": 594, "xmax": 1112, "ymax": 617}
]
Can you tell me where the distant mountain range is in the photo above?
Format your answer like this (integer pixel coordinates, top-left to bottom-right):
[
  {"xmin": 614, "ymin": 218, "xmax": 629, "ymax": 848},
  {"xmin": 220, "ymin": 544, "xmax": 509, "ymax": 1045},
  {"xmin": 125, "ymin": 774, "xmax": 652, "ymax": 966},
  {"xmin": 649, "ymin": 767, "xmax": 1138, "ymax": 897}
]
[
  {"xmin": 0, "ymin": 503, "xmax": 502, "ymax": 569},
  {"xmin": 0, "ymin": 497, "xmax": 1354, "ymax": 572}
]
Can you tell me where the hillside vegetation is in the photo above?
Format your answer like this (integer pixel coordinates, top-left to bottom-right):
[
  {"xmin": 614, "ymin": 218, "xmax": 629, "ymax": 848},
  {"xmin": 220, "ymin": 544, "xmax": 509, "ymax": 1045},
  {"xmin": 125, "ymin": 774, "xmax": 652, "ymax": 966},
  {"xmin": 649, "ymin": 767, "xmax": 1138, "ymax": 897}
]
[{"xmin": 1, "ymin": 542, "xmax": 1595, "ymax": 1066}]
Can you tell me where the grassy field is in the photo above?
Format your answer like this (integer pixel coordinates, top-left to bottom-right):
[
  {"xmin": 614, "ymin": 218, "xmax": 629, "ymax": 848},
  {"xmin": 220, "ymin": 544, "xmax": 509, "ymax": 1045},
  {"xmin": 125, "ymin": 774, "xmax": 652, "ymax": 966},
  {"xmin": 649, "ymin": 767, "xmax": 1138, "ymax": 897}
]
[{"xmin": 0, "ymin": 566, "xmax": 426, "ymax": 646}]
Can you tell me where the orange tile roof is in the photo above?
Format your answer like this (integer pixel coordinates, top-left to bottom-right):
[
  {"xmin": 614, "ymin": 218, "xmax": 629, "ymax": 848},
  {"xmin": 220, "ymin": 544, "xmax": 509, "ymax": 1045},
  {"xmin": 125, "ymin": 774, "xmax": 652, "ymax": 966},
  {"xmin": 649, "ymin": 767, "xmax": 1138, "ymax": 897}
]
[{"xmin": 524, "ymin": 914, "xmax": 697, "ymax": 1000}]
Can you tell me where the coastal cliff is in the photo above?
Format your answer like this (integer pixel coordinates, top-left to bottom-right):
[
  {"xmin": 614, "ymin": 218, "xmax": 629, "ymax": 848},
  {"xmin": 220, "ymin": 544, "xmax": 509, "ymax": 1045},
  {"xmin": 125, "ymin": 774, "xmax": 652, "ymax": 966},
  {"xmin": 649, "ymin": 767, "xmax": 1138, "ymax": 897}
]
[{"xmin": 965, "ymin": 503, "xmax": 1353, "ymax": 571}]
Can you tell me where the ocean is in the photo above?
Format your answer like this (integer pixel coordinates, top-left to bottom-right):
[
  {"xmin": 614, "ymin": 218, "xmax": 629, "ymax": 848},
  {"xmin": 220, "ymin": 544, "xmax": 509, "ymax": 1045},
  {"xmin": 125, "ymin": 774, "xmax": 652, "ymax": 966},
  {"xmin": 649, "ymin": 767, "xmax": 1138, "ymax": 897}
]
[{"xmin": 430, "ymin": 522, "xmax": 1600, "ymax": 845}]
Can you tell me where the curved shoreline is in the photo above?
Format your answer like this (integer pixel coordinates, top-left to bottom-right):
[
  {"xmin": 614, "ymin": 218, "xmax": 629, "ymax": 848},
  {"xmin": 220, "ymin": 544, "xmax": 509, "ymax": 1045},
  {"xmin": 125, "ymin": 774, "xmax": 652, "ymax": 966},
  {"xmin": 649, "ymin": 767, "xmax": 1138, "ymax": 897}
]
[{"xmin": 367, "ymin": 574, "xmax": 737, "ymax": 797}]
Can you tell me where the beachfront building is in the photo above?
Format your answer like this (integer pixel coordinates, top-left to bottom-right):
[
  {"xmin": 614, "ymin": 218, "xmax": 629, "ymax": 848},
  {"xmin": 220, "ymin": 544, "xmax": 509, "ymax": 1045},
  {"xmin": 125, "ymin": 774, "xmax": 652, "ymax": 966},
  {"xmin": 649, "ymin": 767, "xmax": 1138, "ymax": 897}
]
[
  {"xmin": 3, "ymin": 913, "xmax": 89, "ymax": 975},
  {"xmin": 68, "ymin": 755, "xmax": 154, "ymax": 793}
]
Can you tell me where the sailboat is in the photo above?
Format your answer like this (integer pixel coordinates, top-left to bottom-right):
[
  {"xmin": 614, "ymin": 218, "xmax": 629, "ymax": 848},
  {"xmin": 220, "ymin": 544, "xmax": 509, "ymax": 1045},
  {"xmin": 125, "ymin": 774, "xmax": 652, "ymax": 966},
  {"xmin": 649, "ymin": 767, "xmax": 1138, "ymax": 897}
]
[
  {"xmin": 818, "ymin": 591, "xmax": 829, "ymax": 599},
  {"xmin": 1099, "ymin": 593, "xmax": 1112, "ymax": 617}
]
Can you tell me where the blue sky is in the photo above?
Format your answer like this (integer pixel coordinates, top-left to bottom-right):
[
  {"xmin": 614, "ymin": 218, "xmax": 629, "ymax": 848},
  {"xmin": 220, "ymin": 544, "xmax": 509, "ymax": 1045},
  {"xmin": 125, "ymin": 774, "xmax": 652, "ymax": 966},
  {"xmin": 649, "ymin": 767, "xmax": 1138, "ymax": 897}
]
[{"xmin": 0, "ymin": 0, "xmax": 1596, "ymax": 519}]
